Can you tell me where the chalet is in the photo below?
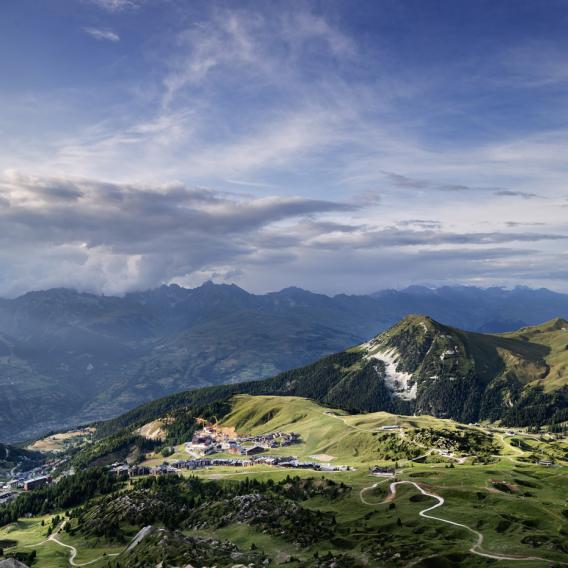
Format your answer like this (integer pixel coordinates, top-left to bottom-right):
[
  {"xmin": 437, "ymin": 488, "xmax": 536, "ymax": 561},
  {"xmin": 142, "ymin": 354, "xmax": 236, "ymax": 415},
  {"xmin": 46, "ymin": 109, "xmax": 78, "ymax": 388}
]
[
  {"xmin": 187, "ymin": 458, "xmax": 211, "ymax": 469},
  {"xmin": 240, "ymin": 445, "xmax": 264, "ymax": 456},
  {"xmin": 150, "ymin": 465, "xmax": 178, "ymax": 476},
  {"xmin": 187, "ymin": 442, "xmax": 211, "ymax": 452},
  {"xmin": 192, "ymin": 431, "xmax": 216, "ymax": 445},
  {"xmin": 109, "ymin": 465, "xmax": 130, "ymax": 479},
  {"xmin": 211, "ymin": 458, "xmax": 253, "ymax": 467},
  {"xmin": 370, "ymin": 466, "xmax": 395, "ymax": 476},
  {"xmin": 129, "ymin": 465, "xmax": 150, "ymax": 477},
  {"xmin": 253, "ymin": 456, "xmax": 278, "ymax": 465},
  {"xmin": 278, "ymin": 460, "xmax": 299, "ymax": 468}
]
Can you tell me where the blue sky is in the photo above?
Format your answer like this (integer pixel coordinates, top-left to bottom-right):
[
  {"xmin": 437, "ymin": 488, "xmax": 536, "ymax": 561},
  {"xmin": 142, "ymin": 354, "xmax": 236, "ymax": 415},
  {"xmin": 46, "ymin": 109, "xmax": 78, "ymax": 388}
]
[{"xmin": 0, "ymin": 0, "xmax": 567, "ymax": 296}]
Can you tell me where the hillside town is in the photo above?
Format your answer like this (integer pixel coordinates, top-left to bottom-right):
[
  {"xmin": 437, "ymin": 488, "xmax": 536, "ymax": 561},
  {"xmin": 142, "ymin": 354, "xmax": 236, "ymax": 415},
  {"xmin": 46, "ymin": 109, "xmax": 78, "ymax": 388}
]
[
  {"xmin": 107, "ymin": 422, "xmax": 353, "ymax": 477},
  {"xmin": 2, "ymin": 416, "xmax": 561, "ymax": 508},
  {"xmin": 185, "ymin": 422, "xmax": 301, "ymax": 456},
  {"xmin": 106, "ymin": 455, "xmax": 352, "ymax": 479}
]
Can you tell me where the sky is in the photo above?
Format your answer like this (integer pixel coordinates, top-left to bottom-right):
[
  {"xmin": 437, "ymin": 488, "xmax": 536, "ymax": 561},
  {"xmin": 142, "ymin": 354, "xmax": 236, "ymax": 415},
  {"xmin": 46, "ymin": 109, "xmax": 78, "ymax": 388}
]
[{"xmin": 1, "ymin": 0, "xmax": 568, "ymax": 297}]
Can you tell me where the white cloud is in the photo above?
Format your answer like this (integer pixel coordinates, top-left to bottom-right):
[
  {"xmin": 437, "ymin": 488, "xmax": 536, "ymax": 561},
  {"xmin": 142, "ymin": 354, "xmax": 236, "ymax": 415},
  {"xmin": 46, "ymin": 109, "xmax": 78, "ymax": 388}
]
[
  {"xmin": 84, "ymin": 0, "xmax": 141, "ymax": 12},
  {"xmin": 501, "ymin": 42, "xmax": 568, "ymax": 87},
  {"xmin": 83, "ymin": 27, "xmax": 120, "ymax": 42},
  {"xmin": 162, "ymin": 8, "xmax": 356, "ymax": 107}
]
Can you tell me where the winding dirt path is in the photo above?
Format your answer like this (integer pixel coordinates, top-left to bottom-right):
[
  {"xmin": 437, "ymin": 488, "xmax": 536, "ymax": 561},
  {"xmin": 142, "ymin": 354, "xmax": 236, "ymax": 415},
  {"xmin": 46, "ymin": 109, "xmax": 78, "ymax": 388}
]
[
  {"xmin": 359, "ymin": 477, "xmax": 393, "ymax": 505},
  {"xmin": 25, "ymin": 522, "xmax": 120, "ymax": 566},
  {"xmin": 384, "ymin": 481, "xmax": 567, "ymax": 565},
  {"xmin": 50, "ymin": 533, "xmax": 120, "ymax": 566}
]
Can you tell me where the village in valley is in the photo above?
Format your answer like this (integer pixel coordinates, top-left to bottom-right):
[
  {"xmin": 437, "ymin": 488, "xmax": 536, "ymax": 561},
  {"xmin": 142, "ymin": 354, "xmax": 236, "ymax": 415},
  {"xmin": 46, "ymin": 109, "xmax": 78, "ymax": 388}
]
[{"xmin": 0, "ymin": 418, "xmax": 353, "ymax": 521}]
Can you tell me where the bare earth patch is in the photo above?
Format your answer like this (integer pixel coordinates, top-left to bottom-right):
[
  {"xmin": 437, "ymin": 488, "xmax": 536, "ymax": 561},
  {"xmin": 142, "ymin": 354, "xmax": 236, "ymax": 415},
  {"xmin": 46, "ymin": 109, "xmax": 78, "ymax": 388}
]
[
  {"xmin": 28, "ymin": 428, "xmax": 95, "ymax": 453},
  {"xmin": 136, "ymin": 420, "xmax": 166, "ymax": 441},
  {"xmin": 310, "ymin": 454, "xmax": 336, "ymax": 461}
]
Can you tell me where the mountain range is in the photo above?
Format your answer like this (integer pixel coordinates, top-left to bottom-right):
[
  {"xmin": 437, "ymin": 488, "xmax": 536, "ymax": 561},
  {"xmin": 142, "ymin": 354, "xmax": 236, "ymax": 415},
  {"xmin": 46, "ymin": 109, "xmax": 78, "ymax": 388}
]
[{"xmin": 2, "ymin": 283, "xmax": 568, "ymax": 441}]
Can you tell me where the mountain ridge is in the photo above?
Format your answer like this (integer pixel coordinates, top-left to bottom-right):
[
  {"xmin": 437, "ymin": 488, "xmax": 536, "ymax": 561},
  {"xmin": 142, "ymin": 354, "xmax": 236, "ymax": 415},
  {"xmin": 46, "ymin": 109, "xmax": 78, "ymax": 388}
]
[{"xmin": 2, "ymin": 283, "xmax": 568, "ymax": 441}]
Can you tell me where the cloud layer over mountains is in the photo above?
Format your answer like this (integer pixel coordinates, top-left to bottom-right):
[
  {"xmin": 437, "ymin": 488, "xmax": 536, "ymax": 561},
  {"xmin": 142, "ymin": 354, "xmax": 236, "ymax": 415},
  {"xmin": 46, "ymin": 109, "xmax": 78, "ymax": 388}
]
[{"xmin": 0, "ymin": 170, "xmax": 566, "ymax": 296}]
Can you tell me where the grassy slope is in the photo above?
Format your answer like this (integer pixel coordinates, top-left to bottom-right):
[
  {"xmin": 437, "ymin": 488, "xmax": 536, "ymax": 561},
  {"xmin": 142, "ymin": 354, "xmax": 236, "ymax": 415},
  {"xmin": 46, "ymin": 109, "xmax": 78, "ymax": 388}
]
[
  {"xmin": 0, "ymin": 515, "xmax": 123, "ymax": 567},
  {"xmin": 504, "ymin": 318, "xmax": 568, "ymax": 392},
  {"xmin": 219, "ymin": 395, "xmax": 493, "ymax": 466},
  {"xmin": 6, "ymin": 465, "xmax": 565, "ymax": 567},
  {"xmin": 208, "ymin": 396, "xmax": 568, "ymax": 566}
]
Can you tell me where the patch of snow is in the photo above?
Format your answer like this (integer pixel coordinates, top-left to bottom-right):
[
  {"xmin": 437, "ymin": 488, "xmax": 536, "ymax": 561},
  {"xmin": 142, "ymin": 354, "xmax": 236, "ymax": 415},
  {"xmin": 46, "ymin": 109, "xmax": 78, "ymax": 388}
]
[{"xmin": 366, "ymin": 347, "xmax": 417, "ymax": 401}]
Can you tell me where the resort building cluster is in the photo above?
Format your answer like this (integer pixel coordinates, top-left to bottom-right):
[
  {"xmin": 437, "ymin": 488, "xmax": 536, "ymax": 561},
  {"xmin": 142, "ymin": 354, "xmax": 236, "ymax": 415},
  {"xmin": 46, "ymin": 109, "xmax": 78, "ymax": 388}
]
[{"xmin": 185, "ymin": 425, "xmax": 301, "ymax": 456}]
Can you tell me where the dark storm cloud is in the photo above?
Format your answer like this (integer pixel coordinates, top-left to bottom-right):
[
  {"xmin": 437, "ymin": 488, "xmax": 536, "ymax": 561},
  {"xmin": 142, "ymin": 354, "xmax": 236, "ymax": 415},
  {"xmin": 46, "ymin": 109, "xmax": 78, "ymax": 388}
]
[
  {"xmin": 0, "ymin": 172, "xmax": 358, "ymax": 294},
  {"xmin": 0, "ymin": 173, "xmax": 354, "ymax": 250}
]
